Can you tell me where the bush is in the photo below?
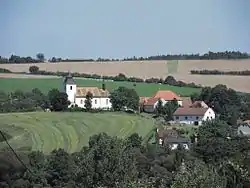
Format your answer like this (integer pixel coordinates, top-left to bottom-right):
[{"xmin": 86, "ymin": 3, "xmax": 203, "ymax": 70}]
[
  {"xmin": 29, "ymin": 66, "xmax": 39, "ymax": 73},
  {"xmin": 190, "ymin": 69, "xmax": 250, "ymax": 76},
  {"xmin": 0, "ymin": 68, "xmax": 12, "ymax": 73}
]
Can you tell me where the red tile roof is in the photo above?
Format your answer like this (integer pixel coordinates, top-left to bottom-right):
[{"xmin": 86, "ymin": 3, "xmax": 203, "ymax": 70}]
[
  {"xmin": 144, "ymin": 97, "xmax": 159, "ymax": 106},
  {"xmin": 190, "ymin": 101, "xmax": 208, "ymax": 108},
  {"xmin": 173, "ymin": 107, "xmax": 208, "ymax": 116},
  {"xmin": 152, "ymin": 90, "xmax": 182, "ymax": 101},
  {"xmin": 182, "ymin": 97, "xmax": 192, "ymax": 107},
  {"xmin": 139, "ymin": 97, "xmax": 150, "ymax": 104}
]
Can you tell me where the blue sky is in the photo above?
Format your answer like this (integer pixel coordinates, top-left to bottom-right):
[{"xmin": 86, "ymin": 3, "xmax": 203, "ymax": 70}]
[{"xmin": 0, "ymin": 0, "xmax": 250, "ymax": 59}]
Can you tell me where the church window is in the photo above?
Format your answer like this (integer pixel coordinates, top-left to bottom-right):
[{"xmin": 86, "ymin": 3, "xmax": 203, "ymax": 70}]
[{"xmin": 70, "ymin": 86, "xmax": 72, "ymax": 90}]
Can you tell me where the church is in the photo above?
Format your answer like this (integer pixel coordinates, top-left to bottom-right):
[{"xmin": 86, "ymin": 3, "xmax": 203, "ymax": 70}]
[{"xmin": 63, "ymin": 74, "xmax": 112, "ymax": 109}]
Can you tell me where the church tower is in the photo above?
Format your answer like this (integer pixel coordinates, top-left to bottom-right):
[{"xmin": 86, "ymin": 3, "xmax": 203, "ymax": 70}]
[{"xmin": 63, "ymin": 73, "xmax": 76, "ymax": 104}]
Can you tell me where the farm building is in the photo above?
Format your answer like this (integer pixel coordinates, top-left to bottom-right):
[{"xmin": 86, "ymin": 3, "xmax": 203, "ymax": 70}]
[
  {"xmin": 173, "ymin": 105, "xmax": 215, "ymax": 125},
  {"xmin": 141, "ymin": 90, "xmax": 183, "ymax": 113},
  {"xmin": 63, "ymin": 74, "xmax": 112, "ymax": 109},
  {"xmin": 156, "ymin": 128, "xmax": 190, "ymax": 150}
]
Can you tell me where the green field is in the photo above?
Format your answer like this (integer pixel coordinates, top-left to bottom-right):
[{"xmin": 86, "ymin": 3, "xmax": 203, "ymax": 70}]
[
  {"xmin": 0, "ymin": 112, "xmax": 155, "ymax": 153},
  {"xmin": 0, "ymin": 77, "xmax": 200, "ymax": 96}
]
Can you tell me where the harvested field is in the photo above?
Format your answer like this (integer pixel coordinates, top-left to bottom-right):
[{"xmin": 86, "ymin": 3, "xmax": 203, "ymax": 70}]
[{"xmin": 0, "ymin": 59, "xmax": 250, "ymax": 92}]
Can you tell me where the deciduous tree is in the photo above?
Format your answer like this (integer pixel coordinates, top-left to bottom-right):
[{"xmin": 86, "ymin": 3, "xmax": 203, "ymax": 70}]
[
  {"xmin": 84, "ymin": 91, "xmax": 93, "ymax": 111},
  {"xmin": 110, "ymin": 86, "xmax": 139, "ymax": 111}
]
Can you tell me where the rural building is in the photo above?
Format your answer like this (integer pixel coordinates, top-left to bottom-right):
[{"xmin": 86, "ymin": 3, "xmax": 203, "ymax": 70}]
[
  {"xmin": 141, "ymin": 90, "xmax": 183, "ymax": 113},
  {"xmin": 190, "ymin": 100, "xmax": 209, "ymax": 108},
  {"xmin": 164, "ymin": 137, "xmax": 190, "ymax": 150},
  {"xmin": 156, "ymin": 128, "xmax": 190, "ymax": 150},
  {"xmin": 181, "ymin": 97, "xmax": 193, "ymax": 107},
  {"xmin": 63, "ymin": 74, "xmax": 112, "ymax": 109},
  {"xmin": 238, "ymin": 120, "xmax": 250, "ymax": 136},
  {"xmin": 173, "ymin": 106, "xmax": 215, "ymax": 125}
]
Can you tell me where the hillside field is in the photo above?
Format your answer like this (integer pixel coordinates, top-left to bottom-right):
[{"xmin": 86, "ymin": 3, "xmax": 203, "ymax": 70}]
[
  {"xmin": 0, "ymin": 112, "xmax": 155, "ymax": 153},
  {"xmin": 0, "ymin": 59, "xmax": 250, "ymax": 92},
  {"xmin": 0, "ymin": 77, "xmax": 200, "ymax": 96}
]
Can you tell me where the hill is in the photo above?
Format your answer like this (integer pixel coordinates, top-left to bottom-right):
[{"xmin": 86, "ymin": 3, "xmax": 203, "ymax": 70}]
[{"xmin": 0, "ymin": 112, "xmax": 155, "ymax": 153}]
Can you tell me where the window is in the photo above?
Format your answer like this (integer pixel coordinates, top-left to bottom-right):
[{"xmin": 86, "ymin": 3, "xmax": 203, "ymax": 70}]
[
  {"xmin": 95, "ymin": 99, "xmax": 97, "ymax": 104},
  {"xmin": 196, "ymin": 116, "xmax": 199, "ymax": 120},
  {"xmin": 106, "ymin": 99, "xmax": 109, "ymax": 105},
  {"xmin": 176, "ymin": 116, "xmax": 179, "ymax": 120},
  {"xmin": 80, "ymin": 99, "xmax": 83, "ymax": 104},
  {"xmin": 185, "ymin": 116, "xmax": 188, "ymax": 120},
  {"xmin": 70, "ymin": 86, "xmax": 72, "ymax": 90},
  {"xmin": 194, "ymin": 121, "xmax": 199, "ymax": 126}
]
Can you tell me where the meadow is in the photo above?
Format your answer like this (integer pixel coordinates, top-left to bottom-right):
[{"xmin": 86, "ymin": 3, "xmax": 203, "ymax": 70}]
[
  {"xmin": 0, "ymin": 77, "xmax": 200, "ymax": 96},
  {"xmin": 0, "ymin": 112, "xmax": 155, "ymax": 153},
  {"xmin": 1, "ymin": 59, "xmax": 249, "ymax": 92}
]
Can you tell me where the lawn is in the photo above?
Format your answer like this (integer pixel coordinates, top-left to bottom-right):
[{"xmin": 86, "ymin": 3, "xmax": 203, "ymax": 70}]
[
  {"xmin": 0, "ymin": 112, "xmax": 155, "ymax": 153},
  {"xmin": 0, "ymin": 77, "xmax": 200, "ymax": 96}
]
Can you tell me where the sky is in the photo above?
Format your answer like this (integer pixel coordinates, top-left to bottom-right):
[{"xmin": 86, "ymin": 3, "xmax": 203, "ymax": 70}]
[{"xmin": 0, "ymin": 0, "xmax": 250, "ymax": 59}]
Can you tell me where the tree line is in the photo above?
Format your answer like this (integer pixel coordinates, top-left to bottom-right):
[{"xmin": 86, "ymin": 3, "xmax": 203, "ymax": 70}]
[
  {"xmin": 28, "ymin": 65, "xmax": 202, "ymax": 89},
  {"xmin": 1, "ymin": 83, "xmax": 250, "ymax": 124},
  {"xmin": 0, "ymin": 51, "xmax": 249, "ymax": 64},
  {"xmin": 191, "ymin": 70, "xmax": 250, "ymax": 76},
  {"xmin": 1, "ymin": 119, "xmax": 250, "ymax": 187}
]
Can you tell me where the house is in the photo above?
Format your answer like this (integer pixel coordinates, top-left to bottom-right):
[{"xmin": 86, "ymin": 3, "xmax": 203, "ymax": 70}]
[
  {"xmin": 142, "ymin": 90, "xmax": 183, "ymax": 113},
  {"xmin": 190, "ymin": 101, "xmax": 209, "ymax": 108},
  {"xmin": 238, "ymin": 120, "xmax": 250, "ymax": 136},
  {"xmin": 181, "ymin": 97, "xmax": 192, "ymax": 108},
  {"xmin": 157, "ymin": 128, "xmax": 178, "ymax": 145},
  {"xmin": 173, "ymin": 107, "xmax": 215, "ymax": 125},
  {"xmin": 238, "ymin": 125, "xmax": 250, "ymax": 136},
  {"xmin": 156, "ymin": 128, "xmax": 190, "ymax": 150},
  {"xmin": 164, "ymin": 137, "xmax": 190, "ymax": 150},
  {"xmin": 63, "ymin": 74, "xmax": 112, "ymax": 109}
]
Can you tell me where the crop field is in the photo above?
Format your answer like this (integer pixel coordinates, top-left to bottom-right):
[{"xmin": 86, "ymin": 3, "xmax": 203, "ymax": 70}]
[
  {"xmin": 0, "ymin": 112, "xmax": 155, "ymax": 153},
  {"xmin": 0, "ymin": 59, "xmax": 250, "ymax": 92},
  {"xmin": 0, "ymin": 77, "xmax": 200, "ymax": 97}
]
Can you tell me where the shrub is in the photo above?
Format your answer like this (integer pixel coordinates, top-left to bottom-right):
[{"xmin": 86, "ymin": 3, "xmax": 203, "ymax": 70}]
[
  {"xmin": 190, "ymin": 69, "xmax": 250, "ymax": 76},
  {"xmin": 29, "ymin": 66, "xmax": 39, "ymax": 74},
  {"xmin": 0, "ymin": 68, "xmax": 12, "ymax": 73}
]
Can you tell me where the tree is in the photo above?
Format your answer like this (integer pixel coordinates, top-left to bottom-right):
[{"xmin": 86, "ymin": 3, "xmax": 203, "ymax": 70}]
[
  {"xmin": 110, "ymin": 86, "xmax": 139, "ymax": 111},
  {"xmin": 74, "ymin": 133, "xmax": 138, "ymax": 187},
  {"xmin": 171, "ymin": 159, "xmax": 226, "ymax": 188},
  {"xmin": 155, "ymin": 99, "xmax": 164, "ymax": 116},
  {"xmin": 29, "ymin": 66, "xmax": 39, "ymax": 74},
  {"xmin": 84, "ymin": 91, "xmax": 93, "ymax": 111},
  {"xmin": 125, "ymin": 133, "xmax": 143, "ymax": 148},
  {"xmin": 163, "ymin": 100, "xmax": 179, "ymax": 121},
  {"xmin": 48, "ymin": 89, "xmax": 69, "ymax": 111},
  {"xmin": 36, "ymin": 53, "xmax": 45, "ymax": 62}
]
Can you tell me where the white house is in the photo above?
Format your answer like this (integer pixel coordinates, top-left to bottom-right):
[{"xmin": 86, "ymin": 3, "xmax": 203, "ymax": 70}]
[
  {"xmin": 141, "ymin": 90, "xmax": 183, "ymax": 113},
  {"xmin": 173, "ymin": 107, "xmax": 215, "ymax": 125},
  {"xmin": 63, "ymin": 74, "xmax": 112, "ymax": 109}
]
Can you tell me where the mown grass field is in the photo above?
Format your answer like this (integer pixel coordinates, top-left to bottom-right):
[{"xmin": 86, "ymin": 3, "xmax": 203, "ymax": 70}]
[
  {"xmin": 0, "ymin": 112, "xmax": 155, "ymax": 153},
  {"xmin": 0, "ymin": 77, "xmax": 200, "ymax": 96}
]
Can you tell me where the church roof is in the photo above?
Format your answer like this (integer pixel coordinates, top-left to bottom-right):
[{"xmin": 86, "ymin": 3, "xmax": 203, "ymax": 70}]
[
  {"xmin": 64, "ymin": 73, "xmax": 75, "ymax": 84},
  {"xmin": 76, "ymin": 87, "xmax": 110, "ymax": 97}
]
